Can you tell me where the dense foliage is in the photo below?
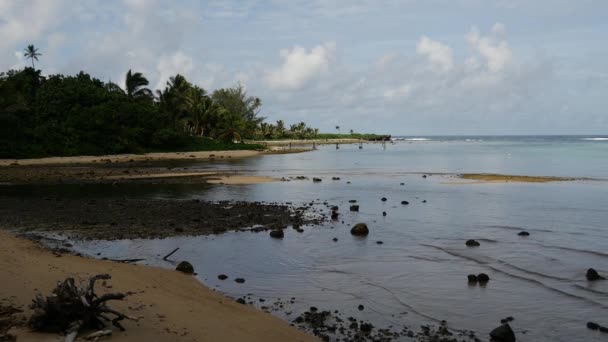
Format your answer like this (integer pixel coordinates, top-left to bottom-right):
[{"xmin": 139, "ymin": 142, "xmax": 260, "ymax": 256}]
[{"xmin": 0, "ymin": 67, "xmax": 273, "ymax": 158}]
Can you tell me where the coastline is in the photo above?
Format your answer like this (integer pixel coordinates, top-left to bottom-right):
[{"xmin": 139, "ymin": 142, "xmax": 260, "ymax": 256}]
[{"xmin": 0, "ymin": 229, "xmax": 318, "ymax": 342}]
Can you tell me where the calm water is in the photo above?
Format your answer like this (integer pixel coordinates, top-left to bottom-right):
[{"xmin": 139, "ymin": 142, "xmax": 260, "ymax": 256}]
[{"xmin": 60, "ymin": 136, "xmax": 608, "ymax": 341}]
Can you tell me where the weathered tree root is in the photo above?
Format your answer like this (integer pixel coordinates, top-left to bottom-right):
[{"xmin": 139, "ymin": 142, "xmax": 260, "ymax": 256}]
[{"xmin": 29, "ymin": 274, "xmax": 138, "ymax": 341}]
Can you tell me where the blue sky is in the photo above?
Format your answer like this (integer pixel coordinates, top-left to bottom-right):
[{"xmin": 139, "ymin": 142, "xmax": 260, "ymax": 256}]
[{"xmin": 2, "ymin": 0, "xmax": 607, "ymax": 135}]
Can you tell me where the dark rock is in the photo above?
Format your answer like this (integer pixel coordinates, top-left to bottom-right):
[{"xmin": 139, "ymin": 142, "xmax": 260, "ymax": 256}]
[
  {"xmin": 332, "ymin": 238, "xmax": 338, "ymax": 242},
  {"xmin": 489, "ymin": 323, "xmax": 516, "ymax": 342},
  {"xmin": 296, "ymin": 228, "xmax": 304, "ymax": 233},
  {"xmin": 381, "ymin": 197, "xmax": 387, "ymax": 202},
  {"xmin": 401, "ymin": 200, "xmax": 409, "ymax": 205},
  {"xmin": 600, "ymin": 326, "xmax": 608, "ymax": 333},
  {"xmin": 310, "ymin": 306, "xmax": 318, "ymax": 312},
  {"xmin": 517, "ymin": 231, "xmax": 530, "ymax": 236},
  {"xmin": 331, "ymin": 206, "xmax": 339, "ymax": 211},
  {"xmin": 586, "ymin": 268, "xmax": 606, "ymax": 281},
  {"xmin": 382, "ymin": 211, "xmax": 387, "ymax": 216},
  {"xmin": 358, "ymin": 304, "xmax": 364, "ymax": 311},
  {"xmin": 348, "ymin": 200, "xmax": 357, "ymax": 203},
  {"xmin": 422, "ymin": 200, "xmax": 427, "ymax": 203},
  {"xmin": 332, "ymin": 177, "xmax": 341, "ymax": 180},
  {"xmin": 313, "ymin": 178, "xmax": 322, "ymax": 182},
  {"xmin": 478, "ymin": 273, "xmax": 490, "ymax": 283},
  {"xmin": 360, "ymin": 322, "xmax": 373, "ymax": 332},
  {"xmin": 422, "ymin": 175, "xmax": 427, "ymax": 178},
  {"xmin": 236, "ymin": 298, "xmax": 246, "ymax": 305},
  {"xmin": 176, "ymin": 261, "xmax": 194, "ymax": 274},
  {"xmin": 347, "ymin": 181, "xmax": 351, "ymax": 184},
  {"xmin": 467, "ymin": 274, "xmax": 478, "ymax": 283},
  {"xmin": 349, "ymin": 205, "xmax": 359, "ymax": 212},
  {"xmin": 376, "ymin": 241, "xmax": 383, "ymax": 245},
  {"xmin": 466, "ymin": 239, "xmax": 481, "ymax": 247},
  {"xmin": 235, "ymin": 278, "xmax": 245, "ymax": 283},
  {"xmin": 400, "ymin": 183, "xmax": 405, "ymax": 185},
  {"xmin": 501, "ymin": 316, "xmax": 514, "ymax": 324},
  {"xmin": 331, "ymin": 211, "xmax": 339, "ymax": 220},
  {"xmin": 269, "ymin": 229, "xmax": 284, "ymax": 239},
  {"xmin": 218, "ymin": 274, "xmax": 228, "ymax": 280},
  {"xmin": 350, "ymin": 223, "xmax": 369, "ymax": 236}
]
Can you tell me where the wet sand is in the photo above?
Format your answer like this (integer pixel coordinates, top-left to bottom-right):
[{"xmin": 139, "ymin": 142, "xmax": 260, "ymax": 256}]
[
  {"xmin": 0, "ymin": 230, "xmax": 318, "ymax": 342},
  {"xmin": 457, "ymin": 173, "xmax": 577, "ymax": 183}
]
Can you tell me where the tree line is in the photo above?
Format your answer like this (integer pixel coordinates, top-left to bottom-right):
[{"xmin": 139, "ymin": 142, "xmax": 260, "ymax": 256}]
[{"xmin": 0, "ymin": 46, "xmax": 329, "ymax": 158}]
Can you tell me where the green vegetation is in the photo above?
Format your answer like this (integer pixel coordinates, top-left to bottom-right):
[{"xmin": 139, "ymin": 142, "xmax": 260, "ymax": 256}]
[{"xmin": 0, "ymin": 45, "xmax": 288, "ymax": 158}]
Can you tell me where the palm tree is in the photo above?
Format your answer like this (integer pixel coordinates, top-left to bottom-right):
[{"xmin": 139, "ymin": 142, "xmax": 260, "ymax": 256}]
[
  {"xmin": 24, "ymin": 45, "xmax": 41, "ymax": 68},
  {"xmin": 275, "ymin": 120, "xmax": 286, "ymax": 138},
  {"xmin": 125, "ymin": 70, "xmax": 153, "ymax": 100}
]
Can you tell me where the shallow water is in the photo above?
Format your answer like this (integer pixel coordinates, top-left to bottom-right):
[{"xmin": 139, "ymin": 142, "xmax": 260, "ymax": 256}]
[{"xmin": 39, "ymin": 137, "xmax": 608, "ymax": 341}]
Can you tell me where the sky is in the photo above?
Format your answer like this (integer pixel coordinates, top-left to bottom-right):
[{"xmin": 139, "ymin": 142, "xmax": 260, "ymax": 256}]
[{"xmin": 2, "ymin": 0, "xmax": 607, "ymax": 135}]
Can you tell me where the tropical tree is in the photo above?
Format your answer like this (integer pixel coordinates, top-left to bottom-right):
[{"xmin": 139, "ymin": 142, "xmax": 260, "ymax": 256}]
[
  {"xmin": 125, "ymin": 70, "xmax": 153, "ymax": 100},
  {"xmin": 160, "ymin": 74, "xmax": 193, "ymax": 129},
  {"xmin": 274, "ymin": 120, "xmax": 287, "ymax": 138},
  {"xmin": 23, "ymin": 45, "xmax": 41, "ymax": 69}
]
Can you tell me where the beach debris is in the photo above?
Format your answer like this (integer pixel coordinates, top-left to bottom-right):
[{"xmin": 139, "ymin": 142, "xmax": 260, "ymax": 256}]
[
  {"xmin": 489, "ymin": 323, "xmax": 516, "ymax": 342},
  {"xmin": 217, "ymin": 274, "xmax": 228, "ymax": 280},
  {"xmin": 466, "ymin": 239, "xmax": 481, "ymax": 247},
  {"xmin": 84, "ymin": 329, "xmax": 112, "ymax": 340},
  {"xmin": 176, "ymin": 261, "xmax": 194, "ymax": 274},
  {"xmin": 467, "ymin": 274, "xmax": 478, "ymax": 283},
  {"xmin": 478, "ymin": 273, "xmax": 490, "ymax": 284},
  {"xmin": 0, "ymin": 305, "xmax": 23, "ymax": 341},
  {"xmin": 517, "ymin": 231, "xmax": 530, "ymax": 237},
  {"xmin": 28, "ymin": 274, "xmax": 139, "ymax": 342},
  {"xmin": 351, "ymin": 223, "xmax": 369, "ymax": 236},
  {"xmin": 349, "ymin": 205, "xmax": 360, "ymax": 212},
  {"xmin": 162, "ymin": 247, "xmax": 180, "ymax": 261},
  {"xmin": 586, "ymin": 268, "xmax": 605, "ymax": 281},
  {"xmin": 401, "ymin": 200, "xmax": 409, "ymax": 205},
  {"xmin": 269, "ymin": 229, "xmax": 284, "ymax": 239}
]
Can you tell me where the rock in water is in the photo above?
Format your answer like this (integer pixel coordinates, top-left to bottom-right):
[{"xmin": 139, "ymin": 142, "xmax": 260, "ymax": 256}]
[
  {"xmin": 490, "ymin": 323, "xmax": 516, "ymax": 342},
  {"xmin": 351, "ymin": 223, "xmax": 369, "ymax": 236},
  {"xmin": 235, "ymin": 278, "xmax": 246, "ymax": 283},
  {"xmin": 477, "ymin": 273, "xmax": 490, "ymax": 284},
  {"xmin": 586, "ymin": 322, "xmax": 599, "ymax": 330},
  {"xmin": 269, "ymin": 230, "xmax": 284, "ymax": 239},
  {"xmin": 586, "ymin": 268, "xmax": 606, "ymax": 281},
  {"xmin": 350, "ymin": 205, "xmax": 360, "ymax": 212},
  {"xmin": 381, "ymin": 197, "xmax": 387, "ymax": 202},
  {"xmin": 517, "ymin": 231, "xmax": 530, "ymax": 236},
  {"xmin": 176, "ymin": 261, "xmax": 194, "ymax": 274},
  {"xmin": 467, "ymin": 274, "xmax": 478, "ymax": 283},
  {"xmin": 218, "ymin": 274, "xmax": 228, "ymax": 280},
  {"xmin": 466, "ymin": 239, "xmax": 481, "ymax": 247},
  {"xmin": 313, "ymin": 178, "xmax": 322, "ymax": 182},
  {"xmin": 401, "ymin": 200, "xmax": 409, "ymax": 205},
  {"xmin": 382, "ymin": 211, "xmax": 387, "ymax": 216},
  {"xmin": 331, "ymin": 211, "xmax": 339, "ymax": 220}
]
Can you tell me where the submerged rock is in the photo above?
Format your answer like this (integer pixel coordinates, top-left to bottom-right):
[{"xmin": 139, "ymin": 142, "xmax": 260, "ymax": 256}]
[
  {"xmin": 466, "ymin": 239, "xmax": 481, "ymax": 247},
  {"xmin": 586, "ymin": 268, "xmax": 605, "ymax": 281},
  {"xmin": 350, "ymin": 205, "xmax": 360, "ymax": 212},
  {"xmin": 477, "ymin": 273, "xmax": 490, "ymax": 284},
  {"xmin": 351, "ymin": 223, "xmax": 369, "ymax": 236},
  {"xmin": 176, "ymin": 261, "xmax": 194, "ymax": 274},
  {"xmin": 490, "ymin": 323, "xmax": 516, "ymax": 342},
  {"xmin": 269, "ymin": 229, "xmax": 284, "ymax": 239}
]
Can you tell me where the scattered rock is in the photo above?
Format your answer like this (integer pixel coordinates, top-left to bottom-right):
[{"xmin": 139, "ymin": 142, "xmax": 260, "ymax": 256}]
[
  {"xmin": 269, "ymin": 230, "xmax": 284, "ymax": 239},
  {"xmin": 376, "ymin": 241, "xmax": 383, "ymax": 245},
  {"xmin": 350, "ymin": 205, "xmax": 360, "ymax": 212},
  {"xmin": 331, "ymin": 211, "xmax": 339, "ymax": 220},
  {"xmin": 422, "ymin": 175, "xmax": 427, "ymax": 178},
  {"xmin": 401, "ymin": 200, "xmax": 409, "ymax": 205},
  {"xmin": 358, "ymin": 305, "xmax": 364, "ymax": 311},
  {"xmin": 466, "ymin": 239, "xmax": 481, "ymax": 247},
  {"xmin": 501, "ymin": 316, "xmax": 514, "ymax": 324},
  {"xmin": 330, "ymin": 206, "xmax": 339, "ymax": 211},
  {"xmin": 382, "ymin": 211, "xmax": 387, "ymax": 216},
  {"xmin": 360, "ymin": 322, "xmax": 373, "ymax": 332},
  {"xmin": 467, "ymin": 274, "xmax": 478, "ymax": 283},
  {"xmin": 381, "ymin": 197, "xmax": 387, "ymax": 202},
  {"xmin": 586, "ymin": 268, "xmax": 605, "ymax": 281},
  {"xmin": 348, "ymin": 200, "xmax": 357, "ymax": 203},
  {"xmin": 296, "ymin": 228, "xmax": 304, "ymax": 233},
  {"xmin": 236, "ymin": 298, "xmax": 246, "ymax": 305},
  {"xmin": 313, "ymin": 178, "xmax": 322, "ymax": 182},
  {"xmin": 234, "ymin": 278, "xmax": 245, "ymax": 284},
  {"xmin": 477, "ymin": 273, "xmax": 490, "ymax": 284},
  {"xmin": 517, "ymin": 231, "xmax": 530, "ymax": 236},
  {"xmin": 176, "ymin": 261, "xmax": 194, "ymax": 274},
  {"xmin": 218, "ymin": 274, "xmax": 228, "ymax": 280},
  {"xmin": 350, "ymin": 223, "xmax": 369, "ymax": 236},
  {"xmin": 400, "ymin": 183, "xmax": 405, "ymax": 186},
  {"xmin": 489, "ymin": 323, "xmax": 516, "ymax": 342},
  {"xmin": 332, "ymin": 177, "xmax": 341, "ymax": 180},
  {"xmin": 422, "ymin": 200, "xmax": 427, "ymax": 203},
  {"xmin": 587, "ymin": 322, "xmax": 600, "ymax": 330},
  {"xmin": 332, "ymin": 238, "xmax": 338, "ymax": 242}
]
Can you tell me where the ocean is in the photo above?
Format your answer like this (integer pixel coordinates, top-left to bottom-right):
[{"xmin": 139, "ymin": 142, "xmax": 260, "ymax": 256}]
[{"xmin": 66, "ymin": 136, "xmax": 608, "ymax": 341}]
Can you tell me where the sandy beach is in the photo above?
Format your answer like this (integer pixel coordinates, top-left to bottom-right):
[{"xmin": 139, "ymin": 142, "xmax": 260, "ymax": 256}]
[{"xmin": 0, "ymin": 230, "xmax": 318, "ymax": 342}]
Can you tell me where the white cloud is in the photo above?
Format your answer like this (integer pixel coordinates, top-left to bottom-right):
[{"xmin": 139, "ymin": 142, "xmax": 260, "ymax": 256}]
[
  {"xmin": 416, "ymin": 36, "xmax": 454, "ymax": 72},
  {"xmin": 466, "ymin": 23, "xmax": 512, "ymax": 72},
  {"xmin": 155, "ymin": 51, "xmax": 194, "ymax": 89},
  {"xmin": 264, "ymin": 42, "xmax": 336, "ymax": 90}
]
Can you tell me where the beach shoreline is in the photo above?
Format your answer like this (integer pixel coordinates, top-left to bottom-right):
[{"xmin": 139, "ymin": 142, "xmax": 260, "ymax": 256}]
[{"xmin": 0, "ymin": 230, "xmax": 319, "ymax": 342}]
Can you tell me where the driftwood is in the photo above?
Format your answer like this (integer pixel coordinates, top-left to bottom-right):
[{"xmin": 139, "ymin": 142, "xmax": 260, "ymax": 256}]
[
  {"xmin": 163, "ymin": 247, "xmax": 180, "ymax": 261},
  {"xmin": 29, "ymin": 274, "xmax": 139, "ymax": 342}
]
